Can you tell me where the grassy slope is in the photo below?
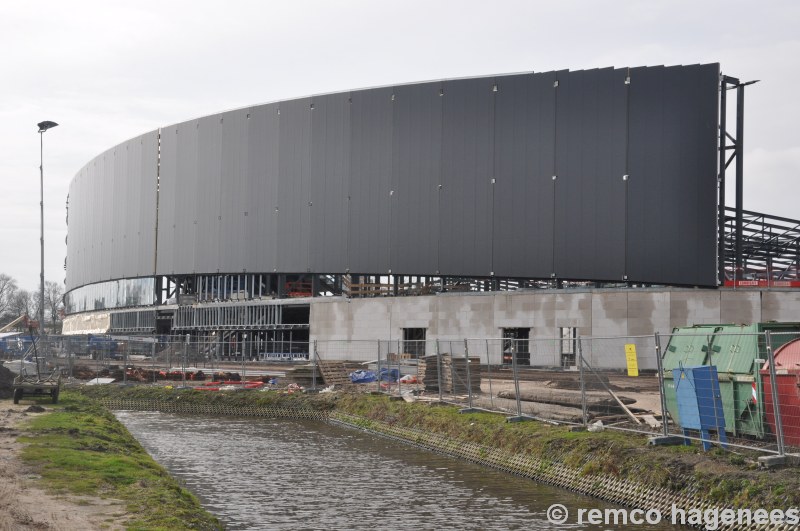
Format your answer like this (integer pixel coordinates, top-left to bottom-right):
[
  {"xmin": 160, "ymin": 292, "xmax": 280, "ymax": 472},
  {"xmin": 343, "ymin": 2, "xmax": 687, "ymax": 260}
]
[
  {"xmin": 79, "ymin": 385, "xmax": 800, "ymax": 512},
  {"xmin": 18, "ymin": 392, "xmax": 223, "ymax": 531}
]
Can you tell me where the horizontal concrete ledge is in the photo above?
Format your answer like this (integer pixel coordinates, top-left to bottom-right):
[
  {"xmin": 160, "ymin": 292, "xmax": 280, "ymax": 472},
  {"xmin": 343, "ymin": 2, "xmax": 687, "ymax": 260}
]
[{"xmin": 648, "ymin": 435, "xmax": 686, "ymax": 446}]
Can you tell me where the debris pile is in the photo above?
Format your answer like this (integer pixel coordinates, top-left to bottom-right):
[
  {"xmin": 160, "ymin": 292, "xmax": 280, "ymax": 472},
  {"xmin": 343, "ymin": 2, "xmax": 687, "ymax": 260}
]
[{"xmin": 0, "ymin": 365, "xmax": 14, "ymax": 399}]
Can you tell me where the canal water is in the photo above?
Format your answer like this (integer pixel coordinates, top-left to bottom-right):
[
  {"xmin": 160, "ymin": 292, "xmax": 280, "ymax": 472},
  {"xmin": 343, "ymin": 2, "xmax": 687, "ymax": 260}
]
[{"xmin": 116, "ymin": 411, "xmax": 682, "ymax": 530}]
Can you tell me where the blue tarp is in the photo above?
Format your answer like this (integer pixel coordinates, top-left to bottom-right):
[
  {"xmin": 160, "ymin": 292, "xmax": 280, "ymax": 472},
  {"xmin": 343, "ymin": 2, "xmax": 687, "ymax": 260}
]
[
  {"xmin": 349, "ymin": 370, "xmax": 376, "ymax": 383},
  {"xmin": 378, "ymin": 368, "xmax": 400, "ymax": 383}
]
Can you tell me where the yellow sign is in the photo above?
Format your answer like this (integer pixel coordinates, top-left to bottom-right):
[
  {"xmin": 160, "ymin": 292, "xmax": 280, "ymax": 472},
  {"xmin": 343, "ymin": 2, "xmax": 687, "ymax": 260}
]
[{"xmin": 624, "ymin": 344, "xmax": 639, "ymax": 377}]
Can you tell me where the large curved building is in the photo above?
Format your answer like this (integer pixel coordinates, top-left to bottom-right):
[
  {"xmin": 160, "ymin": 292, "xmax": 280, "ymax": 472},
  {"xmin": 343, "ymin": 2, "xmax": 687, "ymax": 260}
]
[{"xmin": 63, "ymin": 64, "xmax": 800, "ymax": 364}]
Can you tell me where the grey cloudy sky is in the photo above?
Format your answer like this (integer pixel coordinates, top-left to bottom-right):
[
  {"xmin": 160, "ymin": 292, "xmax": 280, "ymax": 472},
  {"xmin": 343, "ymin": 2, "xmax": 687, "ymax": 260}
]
[{"xmin": 1, "ymin": 0, "xmax": 798, "ymax": 293}]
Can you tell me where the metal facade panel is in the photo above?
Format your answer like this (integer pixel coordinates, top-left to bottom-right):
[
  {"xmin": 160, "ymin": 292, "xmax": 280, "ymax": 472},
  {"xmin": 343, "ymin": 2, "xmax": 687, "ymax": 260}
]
[
  {"xmin": 156, "ymin": 125, "xmax": 178, "ymax": 275},
  {"xmin": 627, "ymin": 64, "xmax": 718, "ymax": 286},
  {"xmin": 349, "ymin": 86, "xmax": 392, "ymax": 274},
  {"xmin": 439, "ymin": 77, "xmax": 495, "ymax": 277},
  {"xmin": 390, "ymin": 81, "xmax": 441, "ymax": 275},
  {"xmin": 218, "ymin": 109, "xmax": 249, "ymax": 274},
  {"xmin": 245, "ymin": 103, "xmax": 280, "ymax": 274},
  {"xmin": 554, "ymin": 68, "xmax": 627, "ymax": 281},
  {"xmin": 138, "ymin": 131, "xmax": 159, "ymax": 277},
  {"xmin": 194, "ymin": 115, "xmax": 222, "ymax": 274},
  {"xmin": 309, "ymin": 92, "xmax": 351, "ymax": 273},
  {"xmin": 68, "ymin": 65, "xmax": 720, "ymax": 295},
  {"xmin": 276, "ymin": 98, "xmax": 312, "ymax": 273},
  {"xmin": 492, "ymin": 72, "xmax": 556, "ymax": 278}
]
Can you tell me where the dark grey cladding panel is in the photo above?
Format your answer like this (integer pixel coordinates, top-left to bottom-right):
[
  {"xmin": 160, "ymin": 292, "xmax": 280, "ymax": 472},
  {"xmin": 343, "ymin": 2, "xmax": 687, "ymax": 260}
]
[
  {"xmin": 390, "ymin": 81, "xmax": 442, "ymax": 275},
  {"xmin": 277, "ymin": 97, "xmax": 312, "ymax": 273},
  {"xmin": 554, "ymin": 68, "xmax": 627, "ymax": 281},
  {"xmin": 439, "ymin": 77, "xmax": 495, "ymax": 277},
  {"xmin": 70, "ymin": 65, "xmax": 720, "ymax": 292},
  {"xmin": 627, "ymin": 64, "xmax": 719, "ymax": 286},
  {"xmin": 246, "ymin": 103, "xmax": 280, "ymax": 274},
  {"xmin": 492, "ymin": 72, "xmax": 556, "ymax": 278},
  {"xmin": 349, "ymin": 86, "xmax": 393, "ymax": 274},
  {"xmin": 309, "ymin": 92, "xmax": 351, "ymax": 273}
]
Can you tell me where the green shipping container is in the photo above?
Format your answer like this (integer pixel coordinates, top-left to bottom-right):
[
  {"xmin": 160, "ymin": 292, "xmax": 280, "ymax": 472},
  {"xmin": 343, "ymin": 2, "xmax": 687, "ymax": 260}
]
[{"xmin": 663, "ymin": 323, "xmax": 800, "ymax": 439}]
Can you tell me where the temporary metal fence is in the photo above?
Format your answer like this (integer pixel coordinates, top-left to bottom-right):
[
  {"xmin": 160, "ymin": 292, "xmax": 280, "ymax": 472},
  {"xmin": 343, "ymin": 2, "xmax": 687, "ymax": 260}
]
[
  {"xmin": 8, "ymin": 330, "xmax": 799, "ymax": 457},
  {"xmin": 311, "ymin": 333, "xmax": 800, "ymax": 456}
]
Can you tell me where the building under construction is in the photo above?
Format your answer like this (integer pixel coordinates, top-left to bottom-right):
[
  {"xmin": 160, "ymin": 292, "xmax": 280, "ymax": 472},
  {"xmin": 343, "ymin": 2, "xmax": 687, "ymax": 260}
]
[{"xmin": 62, "ymin": 64, "xmax": 800, "ymax": 361}]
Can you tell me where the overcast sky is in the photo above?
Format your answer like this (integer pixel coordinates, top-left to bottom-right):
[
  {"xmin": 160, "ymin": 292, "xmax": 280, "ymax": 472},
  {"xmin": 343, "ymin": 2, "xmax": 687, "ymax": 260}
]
[{"xmin": 1, "ymin": 0, "xmax": 798, "ymax": 293}]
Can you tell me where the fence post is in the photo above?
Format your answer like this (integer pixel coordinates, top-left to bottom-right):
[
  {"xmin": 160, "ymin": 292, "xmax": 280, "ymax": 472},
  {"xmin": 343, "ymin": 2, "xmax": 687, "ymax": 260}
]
[
  {"xmin": 464, "ymin": 338, "xmax": 474, "ymax": 411},
  {"xmin": 765, "ymin": 331, "xmax": 786, "ymax": 456},
  {"xmin": 183, "ymin": 334, "xmax": 189, "ymax": 388},
  {"xmin": 312, "ymin": 340, "xmax": 318, "ymax": 390},
  {"xmin": 436, "ymin": 339, "xmax": 443, "ymax": 402},
  {"xmin": 654, "ymin": 332, "xmax": 669, "ymax": 437},
  {"xmin": 377, "ymin": 340, "xmax": 383, "ymax": 393},
  {"xmin": 123, "ymin": 343, "xmax": 128, "ymax": 385},
  {"xmin": 397, "ymin": 340, "xmax": 401, "ymax": 396},
  {"xmin": 486, "ymin": 339, "xmax": 494, "ymax": 408},
  {"xmin": 512, "ymin": 341, "xmax": 522, "ymax": 418},
  {"xmin": 577, "ymin": 336, "xmax": 587, "ymax": 427},
  {"xmin": 151, "ymin": 342, "xmax": 156, "ymax": 383}
]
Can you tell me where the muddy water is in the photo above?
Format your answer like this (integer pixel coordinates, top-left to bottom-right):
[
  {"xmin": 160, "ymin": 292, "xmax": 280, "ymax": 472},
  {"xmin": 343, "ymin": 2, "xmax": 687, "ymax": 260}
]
[{"xmin": 116, "ymin": 411, "xmax": 681, "ymax": 530}]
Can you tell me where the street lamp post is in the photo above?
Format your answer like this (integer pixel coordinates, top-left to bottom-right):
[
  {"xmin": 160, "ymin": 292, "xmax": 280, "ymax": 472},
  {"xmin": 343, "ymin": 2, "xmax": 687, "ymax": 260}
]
[{"xmin": 37, "ymin": 120, "xmax": 58, "ymax": 335}]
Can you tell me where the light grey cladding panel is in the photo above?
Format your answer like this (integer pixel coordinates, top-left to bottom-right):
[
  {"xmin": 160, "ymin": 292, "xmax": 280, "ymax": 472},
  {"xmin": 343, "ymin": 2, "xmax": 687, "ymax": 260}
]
[
  {"xmin": 173, "ymin": 120, "xmax": 200, "ymax": 275},
  {"xmin": 173, "ymin": 120, "xmax": 201, "ymax": 275},
  {"xmin": 349, "ymin": 86, "xmax": 392, "ymax": 274},
  {"xmin": 277, "ymin": 98, "xmax": 313, "ymax": 273},
  {"xmin": 194, "ymin": 115, "xmax": 223, "ymax": 274},
  {"xmin": 554, "ymin": 68, "xmax": 627, "ymax": 281},
  {"xmin": 138, "ymin": 131, "xmax": 159, "ymax": 277},
  {"xmin": 390, "ymin": 81, "xmax": 441, "ymax": 275},
  {"xmin": 99, "ymin": 150, "xmax": 115, "ymax": 281},
  {"xmin": 439, "ymin": 77, "xmax": 494, "ymax": 277},
  {"xmin": 492, "ymin": 72, "xmax": 556, "ymax": 279},
  {"xmin": 627, "ymin": 64, "xmax": 718, "ymax": 286},
  {"xmin": 246, "ymin": 103, "xmax": 280, "ymax": 274},
  {"xmin": 156, "ymin": 124, "xmax": 178, "ymax": 275},
  {"xmin": 310, "ymin": 93, "xmax": 351, "ymax": 273},
  {"xmin": 218, "ymin": 109, "xmax": 249, "ymax": 273}
]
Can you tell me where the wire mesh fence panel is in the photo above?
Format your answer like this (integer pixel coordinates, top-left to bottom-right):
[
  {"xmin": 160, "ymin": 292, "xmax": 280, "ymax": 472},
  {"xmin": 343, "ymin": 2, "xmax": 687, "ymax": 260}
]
[
  {"xmin": 761, "ymin": 331, "xmax": 800, "ymax": 454},
  {"xmin": 576, "ymin": 336, "xmax": 662, "ymax": 434},
  {"xmin": 658, "ymin": 331, "xmax": 796, "ymax": 454}
]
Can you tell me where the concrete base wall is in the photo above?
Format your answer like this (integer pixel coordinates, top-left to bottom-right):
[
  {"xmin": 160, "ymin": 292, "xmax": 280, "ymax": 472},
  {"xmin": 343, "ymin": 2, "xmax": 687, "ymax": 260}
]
[{"xmin": 310, "ymin": 288, "xmax": 800, "ymax": 370}]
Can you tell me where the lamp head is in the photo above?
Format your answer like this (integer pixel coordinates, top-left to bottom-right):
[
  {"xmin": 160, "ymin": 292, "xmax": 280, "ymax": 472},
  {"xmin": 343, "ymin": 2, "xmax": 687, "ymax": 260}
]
[{"xmin": 37, "ymin": 121, "xmax": 58, "ymax": 133}]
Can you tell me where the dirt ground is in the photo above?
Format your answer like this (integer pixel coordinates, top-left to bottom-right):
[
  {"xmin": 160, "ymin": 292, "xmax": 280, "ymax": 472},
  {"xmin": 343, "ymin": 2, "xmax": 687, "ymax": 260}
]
[{"xmin": 0, "ymin": 402, "xmax": 126, "ymax": 531}]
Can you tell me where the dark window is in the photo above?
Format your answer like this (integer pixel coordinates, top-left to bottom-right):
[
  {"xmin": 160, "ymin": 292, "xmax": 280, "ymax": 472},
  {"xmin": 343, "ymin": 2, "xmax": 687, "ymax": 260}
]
[
  {"xmin": 402, "ymin": 328, "xmax": 426, "ymax": 358},
  {"xmin": 502, "ymin": 328, "xmax": 530, "ymax": 366},
  {"xmin": 560, "ymin": 327, "xmax": 577, "ymax": 367}
]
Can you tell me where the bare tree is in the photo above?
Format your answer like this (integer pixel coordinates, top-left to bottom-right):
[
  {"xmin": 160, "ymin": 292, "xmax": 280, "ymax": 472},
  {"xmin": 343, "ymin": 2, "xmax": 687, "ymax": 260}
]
[
  {"xmin": 9, "ymin": 290, "xmax": 37, "ymax": 325},
  {"xmin": 0, "ymin": 273, "xmax": 18, "ymax": 321},
  {"xmin": 44, "ymin": 280, "xmax": 64, "ymax": 333}
]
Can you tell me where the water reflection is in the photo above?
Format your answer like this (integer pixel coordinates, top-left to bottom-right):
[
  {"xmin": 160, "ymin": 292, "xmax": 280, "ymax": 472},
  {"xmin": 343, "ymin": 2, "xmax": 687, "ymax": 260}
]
[{"xmin": 116, "ymin": 412, "xmax": 681, "ymax": 530}]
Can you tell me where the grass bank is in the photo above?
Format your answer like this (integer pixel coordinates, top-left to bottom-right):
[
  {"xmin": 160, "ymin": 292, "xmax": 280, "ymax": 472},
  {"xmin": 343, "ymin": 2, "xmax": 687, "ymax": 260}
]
[
  {"xmin": 78, "ymin": 384, "xmax": 800, "ymax": 513},
  {"xmin": 18, "ymin": 391, "xmax": 222, "ymax": 531}
]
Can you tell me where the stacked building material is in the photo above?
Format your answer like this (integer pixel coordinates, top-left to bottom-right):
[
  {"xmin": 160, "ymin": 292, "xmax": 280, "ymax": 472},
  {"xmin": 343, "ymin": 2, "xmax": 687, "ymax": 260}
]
[{"xmin": 420, "ymin": 354, "xmax": 481, "ymax": 394}]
